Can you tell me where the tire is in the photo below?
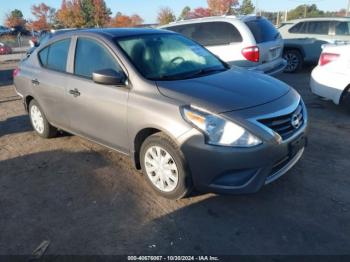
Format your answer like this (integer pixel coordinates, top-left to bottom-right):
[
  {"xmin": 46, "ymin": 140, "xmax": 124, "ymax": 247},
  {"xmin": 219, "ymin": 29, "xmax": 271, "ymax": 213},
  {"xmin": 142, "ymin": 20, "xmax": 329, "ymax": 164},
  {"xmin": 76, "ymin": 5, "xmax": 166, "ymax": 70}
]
[
  {"xmin": 140, "ymin": 132, "xmax": 193, "ymax": 199},
  {"xmin": 341, "ymin": 88, "xmax": 350, "ymax": 111},
  {"xmin": 283, "ymin": 49, "xmax": 303, "ymax": 73},
  {"xmin": 29, "ymin": 99, "xmax": 57, "ymax": 138}
]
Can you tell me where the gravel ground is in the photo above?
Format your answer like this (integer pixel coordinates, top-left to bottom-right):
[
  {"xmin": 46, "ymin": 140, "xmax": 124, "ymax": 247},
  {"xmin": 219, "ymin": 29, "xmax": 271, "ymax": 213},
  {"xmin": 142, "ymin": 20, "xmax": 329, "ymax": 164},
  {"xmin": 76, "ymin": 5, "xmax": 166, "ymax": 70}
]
[{"xmin": 0, "ymin": 62, "xmax": 350, "ymax": 256}]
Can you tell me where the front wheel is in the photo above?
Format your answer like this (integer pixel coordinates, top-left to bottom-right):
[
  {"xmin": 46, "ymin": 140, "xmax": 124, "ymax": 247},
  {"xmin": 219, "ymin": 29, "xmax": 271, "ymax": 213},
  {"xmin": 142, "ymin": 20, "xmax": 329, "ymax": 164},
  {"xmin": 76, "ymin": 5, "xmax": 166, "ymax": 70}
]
[
  {"xmin": 341, "ymin": 88, "xmax": 350, "ymax": 111},
  {"xmin": 140, "ymin": 133, "xmax": 193, "ymax": 199},
  {"xmin": 283, "ymin": 49, "xmax": 303, "ymax": 73},
  {"xmin": 29, "ymin": 99, "xmax": 57, "ymax": 138}
]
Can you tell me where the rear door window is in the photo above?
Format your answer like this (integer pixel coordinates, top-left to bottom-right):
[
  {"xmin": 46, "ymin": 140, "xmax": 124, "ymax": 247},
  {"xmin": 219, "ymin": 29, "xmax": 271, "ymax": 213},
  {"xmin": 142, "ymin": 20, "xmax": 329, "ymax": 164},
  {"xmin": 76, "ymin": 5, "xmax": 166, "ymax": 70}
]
[
  {"xmin": 334, "ymin": 21, "xmax": 350, "ymax": 35},
  {"xmin": 74, "ymin": 37, "xmax": 122, "ymax": 78},
  {"xmin": 38, "ymin": 39, "xmax": 71, "ymax": 72},
  {"xmin": 165, "ymin": 24, "xmax": 196, "ymax": 40},
  {"xmin": 306, "ymin": 21, "xmax": 330, "ymax": 35},
  {"xmin": 245, "ymin": 18, "xmax": 280, "ymax": 43},
  {"xmin": 166, "ymin": 22, "xmax": 242, "ymax": 46},
  {"xmin": 289, "ymin": 22, "xmax": 307, "ymax": 34}
]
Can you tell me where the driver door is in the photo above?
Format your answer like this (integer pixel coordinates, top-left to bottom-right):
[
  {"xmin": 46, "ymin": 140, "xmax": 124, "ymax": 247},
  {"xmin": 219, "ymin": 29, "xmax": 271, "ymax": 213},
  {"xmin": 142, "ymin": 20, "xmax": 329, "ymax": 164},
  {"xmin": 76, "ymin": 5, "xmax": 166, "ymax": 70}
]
[{"xmin": 65, "ymin": 36, "xmax": 129, "ymax": 152}]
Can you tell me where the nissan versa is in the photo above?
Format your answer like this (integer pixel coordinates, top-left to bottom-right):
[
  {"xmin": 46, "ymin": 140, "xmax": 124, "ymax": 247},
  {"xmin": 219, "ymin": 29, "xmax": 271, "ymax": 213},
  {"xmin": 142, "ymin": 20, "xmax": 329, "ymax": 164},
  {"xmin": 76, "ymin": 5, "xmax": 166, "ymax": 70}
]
[{"xmin": 14, "ymin": 28, "xmax": 308, "ymax": 199}]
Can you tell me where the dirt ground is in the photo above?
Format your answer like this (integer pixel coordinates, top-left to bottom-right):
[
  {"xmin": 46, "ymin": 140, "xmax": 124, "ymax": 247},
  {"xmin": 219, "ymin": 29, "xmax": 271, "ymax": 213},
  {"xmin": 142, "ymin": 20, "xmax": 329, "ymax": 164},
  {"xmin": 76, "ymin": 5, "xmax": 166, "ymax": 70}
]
[{"xmin": 1, "ymin": 61, "xmax": 350, "ymax": 256}]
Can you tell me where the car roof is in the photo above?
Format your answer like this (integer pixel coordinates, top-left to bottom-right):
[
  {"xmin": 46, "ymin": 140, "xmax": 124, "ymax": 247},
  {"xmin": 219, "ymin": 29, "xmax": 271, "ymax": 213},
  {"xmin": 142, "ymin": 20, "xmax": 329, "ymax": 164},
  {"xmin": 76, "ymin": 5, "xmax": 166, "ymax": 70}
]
[
  {"xmin": 51, "ymin": 27, "xmax": 171, "ymax": 39},
  {"xmin": 287, "ymin": 17, "xmax": 350, "ymax": 23},
  {"xmin": 160, "ymin": 15, "xmax": 264, "ymax": 27}
]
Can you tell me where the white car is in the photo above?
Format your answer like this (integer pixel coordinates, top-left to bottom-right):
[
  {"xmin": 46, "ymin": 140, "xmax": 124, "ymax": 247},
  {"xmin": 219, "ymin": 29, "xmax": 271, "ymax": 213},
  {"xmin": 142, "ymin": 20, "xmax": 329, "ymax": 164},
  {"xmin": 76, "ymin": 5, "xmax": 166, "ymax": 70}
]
[
  {"xmin": 0, "ymin": 25, "xmax": 11, "ymax": 36},
  {"xmin": 310, "ymin": 43, "xmax": 350, "ymax": 105},
  {"xmin": 160, "ymin": 16, "xmax": 287, "ymax": 75}
]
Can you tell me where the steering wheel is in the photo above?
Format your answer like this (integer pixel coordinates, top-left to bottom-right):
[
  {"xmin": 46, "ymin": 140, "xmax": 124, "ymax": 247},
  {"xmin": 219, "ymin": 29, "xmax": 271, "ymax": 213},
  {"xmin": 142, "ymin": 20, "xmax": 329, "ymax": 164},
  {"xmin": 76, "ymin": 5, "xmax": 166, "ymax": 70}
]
[{"xmin": 169, "ymin": 56, "xmax": 185, "ymax": 66}]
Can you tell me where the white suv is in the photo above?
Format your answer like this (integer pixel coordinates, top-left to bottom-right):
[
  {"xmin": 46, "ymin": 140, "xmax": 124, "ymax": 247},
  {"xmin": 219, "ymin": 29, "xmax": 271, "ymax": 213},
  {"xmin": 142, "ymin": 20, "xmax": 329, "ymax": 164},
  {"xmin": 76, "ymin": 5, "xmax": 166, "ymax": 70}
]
[{"xmin": 160, "ymin": 16, "xmax": 286, "ymax": 75}]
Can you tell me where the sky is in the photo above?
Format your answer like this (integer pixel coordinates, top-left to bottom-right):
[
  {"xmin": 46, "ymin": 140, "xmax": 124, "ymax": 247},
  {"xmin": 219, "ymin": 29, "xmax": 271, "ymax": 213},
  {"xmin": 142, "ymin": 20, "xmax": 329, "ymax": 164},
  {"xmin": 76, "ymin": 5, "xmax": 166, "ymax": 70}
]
[{"xmin": 1, "ymin": 0, "xmax": 347, "ymax": 24}]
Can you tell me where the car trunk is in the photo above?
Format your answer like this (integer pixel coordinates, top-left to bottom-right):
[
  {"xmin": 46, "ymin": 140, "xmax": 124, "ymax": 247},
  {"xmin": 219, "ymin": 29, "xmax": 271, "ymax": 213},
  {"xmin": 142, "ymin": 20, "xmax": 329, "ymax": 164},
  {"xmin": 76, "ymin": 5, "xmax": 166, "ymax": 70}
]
[{"xmin": 245, "ymin": 18, "xmax": 284, "ymax": 65}]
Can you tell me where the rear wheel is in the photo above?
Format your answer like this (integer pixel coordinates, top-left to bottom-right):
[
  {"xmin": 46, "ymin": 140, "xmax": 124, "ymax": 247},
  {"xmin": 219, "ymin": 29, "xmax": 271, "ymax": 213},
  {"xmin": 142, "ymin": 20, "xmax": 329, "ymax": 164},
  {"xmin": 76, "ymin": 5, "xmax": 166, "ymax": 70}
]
[
  {"xmin": 29, "ymin": 99, "xmax": 57, "ymax": 138},
  {"xmin": 341, "ymin": 87, "xmax": 350, "ymax": 110},
  {"xmin": 283, "ymin": 49, "xmax": 303, "ymax": 73},
  {"xmin": 140, "ymin": 133, "xmax": 192, "ymax": 199}
]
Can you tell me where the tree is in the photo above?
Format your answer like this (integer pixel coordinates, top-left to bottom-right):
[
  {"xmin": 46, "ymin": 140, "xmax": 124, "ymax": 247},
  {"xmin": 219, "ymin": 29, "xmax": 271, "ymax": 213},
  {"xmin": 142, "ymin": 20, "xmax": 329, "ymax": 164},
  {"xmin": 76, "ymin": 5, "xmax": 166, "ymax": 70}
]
[
  {"xmin": 207, "ymin": 0, "xmax": 238, "ymax": 15},
  {"xmin": 157, "ymin": 7, "xmax": 176, "ymax": 25},
  {"xmin": 287, "ymin": 4, "xmax": 324, "ymax": 20},
  {"xmin": 5, "ymin": 9, "xmax": 26, "ymax": 28},
  {"xmin": 336, "ymin": 9, "xmax": 347, "ymax": 17},
  {"xmin": 130, "ymin": 14, "xmax": 144, "ymax": 26},
  {"xmin": 56, "ymin": 0, "xmax": 111, "ymax": 28},
  {"xmin": 30, "ymin": 3, "xmax": 56, "ymax": 31},
  {"xmin": 178, "ymin": 6, "xmax": 191, "ymax": 20},
  {"xmin": 238, "ymin": 0, "xmax": 255, "ymax": 15},
  {"xmin": 187, "ymin": 7, "xmax": 212, "ymax": 19},
  {"xmin": 56, "ymin": 0, "xmax": 85, "ymax": 28},
  {"xmin": 80, "ymin": 0, "xmax": 111, "ymax": 27},
  {"xmin": 110, "ymin": 13, "xmax": 144, "ymax": 27}
]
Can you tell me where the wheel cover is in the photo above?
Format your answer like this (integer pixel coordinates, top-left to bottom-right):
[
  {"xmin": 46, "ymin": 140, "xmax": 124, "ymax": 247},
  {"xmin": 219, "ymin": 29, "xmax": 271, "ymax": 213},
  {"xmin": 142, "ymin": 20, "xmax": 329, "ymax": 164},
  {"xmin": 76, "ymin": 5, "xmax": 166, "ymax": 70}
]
[
  {"xmin": 30, "ymin": 105, "xmax": 45, "ymax": 134},
  {"xmin": 284, "ymin": 53, "xmax": 299, "ymax": 72},
  {"xmin": 144, "ymin": 146, "xmax": 179, "ymax": 192}
]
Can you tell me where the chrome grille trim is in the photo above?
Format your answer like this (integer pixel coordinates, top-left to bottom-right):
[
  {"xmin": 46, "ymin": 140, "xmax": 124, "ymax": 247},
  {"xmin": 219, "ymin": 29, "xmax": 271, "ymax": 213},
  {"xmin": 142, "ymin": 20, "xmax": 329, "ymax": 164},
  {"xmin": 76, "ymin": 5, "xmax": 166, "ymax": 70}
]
[{"xmin": 258, "ymin": 103, "xmax": 304, "ymax": 140}]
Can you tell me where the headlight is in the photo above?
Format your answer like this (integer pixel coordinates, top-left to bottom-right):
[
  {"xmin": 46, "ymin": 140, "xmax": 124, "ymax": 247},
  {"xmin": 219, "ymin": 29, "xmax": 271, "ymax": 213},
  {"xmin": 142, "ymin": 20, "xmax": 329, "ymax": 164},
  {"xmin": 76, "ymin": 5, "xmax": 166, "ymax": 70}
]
[{"xmin": 181, "ymin": 106, "xmax": 262, "ymax": 147}]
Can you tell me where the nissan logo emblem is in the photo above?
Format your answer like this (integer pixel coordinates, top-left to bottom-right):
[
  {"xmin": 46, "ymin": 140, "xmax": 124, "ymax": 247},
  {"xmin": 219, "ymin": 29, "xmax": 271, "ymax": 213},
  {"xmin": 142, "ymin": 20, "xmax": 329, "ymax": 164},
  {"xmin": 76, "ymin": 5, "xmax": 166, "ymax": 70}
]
[{"xmin": 291, "ymin": 113, "xmax": 301, "ymax": 129}]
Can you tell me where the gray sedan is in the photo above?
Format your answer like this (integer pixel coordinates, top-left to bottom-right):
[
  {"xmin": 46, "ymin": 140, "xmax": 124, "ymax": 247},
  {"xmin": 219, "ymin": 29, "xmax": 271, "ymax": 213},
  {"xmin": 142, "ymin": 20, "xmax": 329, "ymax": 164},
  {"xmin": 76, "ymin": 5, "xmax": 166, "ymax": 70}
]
[{"xmin": 14, "ymin": 28, "xmax": 308, "ymax": 199}]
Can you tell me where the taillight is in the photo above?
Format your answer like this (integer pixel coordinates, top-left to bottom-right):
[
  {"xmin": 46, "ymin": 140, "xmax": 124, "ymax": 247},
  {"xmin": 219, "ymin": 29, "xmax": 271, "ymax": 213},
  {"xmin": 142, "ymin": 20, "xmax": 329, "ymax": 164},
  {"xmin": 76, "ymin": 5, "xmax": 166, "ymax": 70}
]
[
  {"xmin": 241, "ymin": 46, "xmax": 260, "ymax": 62},
  {"xmin": 13, "ymin": 68, "xmax": 20, "ymax": 78},
  {"xmin": 0, "ymin": 47, "xmax": 4, "ymax": 52},
  {"xmin": 319, "ymin": 52, "xmax": 340, "ymax": 66}
]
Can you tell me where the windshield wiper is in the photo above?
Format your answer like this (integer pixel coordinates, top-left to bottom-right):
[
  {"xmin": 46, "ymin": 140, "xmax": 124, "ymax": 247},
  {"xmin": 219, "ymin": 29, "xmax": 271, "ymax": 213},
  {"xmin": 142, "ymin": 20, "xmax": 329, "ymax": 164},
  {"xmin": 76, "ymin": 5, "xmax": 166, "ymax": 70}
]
[
  {"xmin": 187, "ymin": 67, "xmax": 227, "ymax": 78},
  {"xmin": 157, "ymin": 67, "xmax": 227, "ymax": 81}
]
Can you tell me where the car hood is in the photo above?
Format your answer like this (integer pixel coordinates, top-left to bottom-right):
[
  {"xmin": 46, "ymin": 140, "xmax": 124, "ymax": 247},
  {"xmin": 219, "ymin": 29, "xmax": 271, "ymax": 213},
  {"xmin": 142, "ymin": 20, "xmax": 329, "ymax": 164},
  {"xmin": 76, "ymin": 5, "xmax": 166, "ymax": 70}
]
[{"xmin": 156, "ymin": 68, "xmax": 291, "ymax": 113}]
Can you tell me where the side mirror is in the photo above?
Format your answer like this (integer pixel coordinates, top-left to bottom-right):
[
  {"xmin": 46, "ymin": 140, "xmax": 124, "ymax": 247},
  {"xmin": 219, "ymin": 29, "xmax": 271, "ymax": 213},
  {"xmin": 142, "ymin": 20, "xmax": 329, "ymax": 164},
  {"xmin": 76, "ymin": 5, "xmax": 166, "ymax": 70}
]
[{"xmin": 92, "ymin": 69, "xmax": 126, "ymax": 85}]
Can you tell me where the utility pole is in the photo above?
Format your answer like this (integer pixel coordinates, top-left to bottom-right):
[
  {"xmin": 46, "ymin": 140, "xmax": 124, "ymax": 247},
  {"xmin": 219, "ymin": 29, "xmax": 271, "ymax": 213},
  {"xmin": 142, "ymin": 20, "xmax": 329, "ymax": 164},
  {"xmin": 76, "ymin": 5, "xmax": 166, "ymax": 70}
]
[
  {"xmin": 285, "ymin": 10, "xmax": 288, "ymax": 22},
  {"xmin": 347, "ymin": 0, "xmax": 350, "ymax": 16},
  {"xmin": 304, "ymin": 4, "xmax": 307, "ymax": 18}
]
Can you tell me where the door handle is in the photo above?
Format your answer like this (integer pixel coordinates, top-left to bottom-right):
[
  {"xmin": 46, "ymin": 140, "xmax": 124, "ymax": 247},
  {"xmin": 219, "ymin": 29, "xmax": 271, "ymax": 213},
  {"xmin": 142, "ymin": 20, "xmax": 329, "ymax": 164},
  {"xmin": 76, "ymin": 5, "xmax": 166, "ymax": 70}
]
[
  {"xmin": 31, "ymin": 79, "xmax": 40, "ymax": 85},
  {"xmin": 69, "ymin": 88, "xmax": 81, "ymax": 97}
]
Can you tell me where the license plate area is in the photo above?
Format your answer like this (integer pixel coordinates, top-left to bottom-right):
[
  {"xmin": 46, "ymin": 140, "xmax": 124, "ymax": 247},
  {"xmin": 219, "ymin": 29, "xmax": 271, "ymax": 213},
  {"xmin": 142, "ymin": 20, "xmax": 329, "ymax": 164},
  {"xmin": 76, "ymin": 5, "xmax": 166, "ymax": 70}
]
[
  {"xmin": 269, "ymin": 47, "xmax": 281, "ymax": 60},
  {"xmin": 289, "ymin": 135, "xmax": 306, "ymax": 158}
]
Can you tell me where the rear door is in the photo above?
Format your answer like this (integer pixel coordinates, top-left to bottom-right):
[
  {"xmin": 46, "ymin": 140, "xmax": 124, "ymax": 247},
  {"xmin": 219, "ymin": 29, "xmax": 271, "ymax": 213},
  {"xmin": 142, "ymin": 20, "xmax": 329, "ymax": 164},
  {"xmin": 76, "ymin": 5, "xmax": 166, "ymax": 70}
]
[
  {"xmin": 305, "ymin": 21, "xmax": 333, "ymax": 61},
  {"xmin": 245, "ymin": 18, "xmax": 283, "ymax": 65},
  {"xmin": 65, "ymin": 36, "xmax": 129, "ymax": 152},
  {"xmin": 34, "ymin": 38, "xmax": 72, "ymax": 128},
  {"xmin": 332, "ymin": 21, "xmax": 350, "ymax": 43}
]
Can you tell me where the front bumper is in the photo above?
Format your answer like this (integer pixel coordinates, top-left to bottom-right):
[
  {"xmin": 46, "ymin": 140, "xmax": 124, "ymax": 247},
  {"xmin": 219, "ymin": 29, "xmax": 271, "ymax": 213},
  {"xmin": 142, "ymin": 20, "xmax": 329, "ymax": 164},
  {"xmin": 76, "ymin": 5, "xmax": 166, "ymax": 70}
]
[
  {"xmin": 180, "ymin": 130, "xmax": 307, "ymax": 194},
  {"xmin": 178, "ymin": 96, "xmax": 308, "ymax": 194}
]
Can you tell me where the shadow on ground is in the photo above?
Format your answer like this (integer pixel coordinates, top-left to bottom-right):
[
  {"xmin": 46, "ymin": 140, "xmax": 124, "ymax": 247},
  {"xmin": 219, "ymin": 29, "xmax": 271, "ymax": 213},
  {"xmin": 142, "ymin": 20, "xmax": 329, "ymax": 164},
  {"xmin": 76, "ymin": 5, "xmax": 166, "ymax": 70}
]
[
  {"xmin": 0, "ymin": 147, "xmax": 349, "ymax": 255},
  {"xmin": 0, "ymin": 69, "xmax": 14, "ymax": 86},
  {"xmin": 0, "ymin": 115, "xmax": 32, "ymax": 137}
]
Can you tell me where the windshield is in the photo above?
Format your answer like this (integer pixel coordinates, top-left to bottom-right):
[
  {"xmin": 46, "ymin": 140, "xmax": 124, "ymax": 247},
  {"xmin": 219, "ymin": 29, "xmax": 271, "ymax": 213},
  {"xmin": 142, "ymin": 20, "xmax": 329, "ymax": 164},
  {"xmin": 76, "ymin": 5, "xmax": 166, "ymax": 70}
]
[{"xmin": 115, "ymin": 33, "xmax": 228, "ymax": 80}]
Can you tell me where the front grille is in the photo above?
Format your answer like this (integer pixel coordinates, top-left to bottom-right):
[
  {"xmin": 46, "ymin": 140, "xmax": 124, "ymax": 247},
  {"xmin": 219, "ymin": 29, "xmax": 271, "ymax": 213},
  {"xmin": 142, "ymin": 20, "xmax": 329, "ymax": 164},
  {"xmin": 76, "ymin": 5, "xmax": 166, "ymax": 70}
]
[{"xmin": 259, "ymin": 103, "xmax": 304, "ymax": 140}]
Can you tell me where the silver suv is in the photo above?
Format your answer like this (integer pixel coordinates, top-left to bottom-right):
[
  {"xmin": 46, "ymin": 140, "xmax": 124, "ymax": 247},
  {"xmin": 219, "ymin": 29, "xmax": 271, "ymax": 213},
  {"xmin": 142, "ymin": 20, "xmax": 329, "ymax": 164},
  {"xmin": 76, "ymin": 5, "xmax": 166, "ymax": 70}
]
[
  {"xmin": 279, "ymin": 17, "xmax": 350, "ymax": 72},
  {"xmin": 160, "ymin": 16, "xmax": 286, "ymax": 75},
  {"xmin": 14, "ymin": 28, "xmax": 307, "ymax": 199}
]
